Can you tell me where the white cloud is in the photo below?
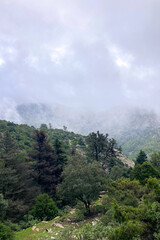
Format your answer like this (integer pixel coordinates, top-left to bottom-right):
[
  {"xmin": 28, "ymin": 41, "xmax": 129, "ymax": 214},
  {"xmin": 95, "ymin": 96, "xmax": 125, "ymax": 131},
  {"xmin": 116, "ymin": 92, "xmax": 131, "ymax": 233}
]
[
  {"xmin": 25, "ymin": 55, "xmax": 39, "ymax": 70},
  {"xmin": 116, "ymin": 58, "xmax": 130, "ymax": 68},
  {"xmin": 0, "ymin": 58, "xmax": 5, "ymax": 67},
  {"xmin": 109, "ymin": 45, "xmax": 133, "ymax": 69},
  {"xmin": 50, "ymin": 45, "xmax": 70, "ymax": 65},
  {"xmin": 0, "ymin": 0, "xmax": 160, "ymax": 111}
]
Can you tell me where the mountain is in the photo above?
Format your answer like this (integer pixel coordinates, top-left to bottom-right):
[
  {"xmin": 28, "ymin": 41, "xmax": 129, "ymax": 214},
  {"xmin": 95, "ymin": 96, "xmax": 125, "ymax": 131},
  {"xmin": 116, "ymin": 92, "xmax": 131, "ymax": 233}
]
[{"xmin": 0, "ymin": 102, "xmax": 160, "ymax": 158}]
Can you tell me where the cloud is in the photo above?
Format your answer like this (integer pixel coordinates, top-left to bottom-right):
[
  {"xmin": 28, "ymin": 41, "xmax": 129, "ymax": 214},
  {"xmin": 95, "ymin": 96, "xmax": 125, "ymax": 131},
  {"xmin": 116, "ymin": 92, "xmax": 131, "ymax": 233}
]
[
  {"xmin": 0, "ymin": 58, "xmax": 5, "ymax": 67},
  {"xmin": 0, "ymin": 0, "xmax": 160, "ymax": 112}
]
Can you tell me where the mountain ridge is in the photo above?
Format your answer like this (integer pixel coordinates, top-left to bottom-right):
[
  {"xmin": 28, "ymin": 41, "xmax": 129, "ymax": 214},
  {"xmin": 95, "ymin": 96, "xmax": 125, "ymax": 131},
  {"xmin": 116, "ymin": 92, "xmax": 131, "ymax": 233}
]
[{"xmin": 0, "ymin": 102, "xmax": 160, "ymax": 158}]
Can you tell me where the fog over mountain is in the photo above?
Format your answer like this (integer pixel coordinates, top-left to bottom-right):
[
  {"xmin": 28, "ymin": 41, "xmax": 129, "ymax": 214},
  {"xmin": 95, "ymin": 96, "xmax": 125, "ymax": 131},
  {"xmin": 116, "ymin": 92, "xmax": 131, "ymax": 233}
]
[
  {"xmin": 1, "ymin": 100, "xmax": 160, "ymax": 158},
  {"xmin": 0, "ymin": 101, "xmax": 159, "ymax": 135}
]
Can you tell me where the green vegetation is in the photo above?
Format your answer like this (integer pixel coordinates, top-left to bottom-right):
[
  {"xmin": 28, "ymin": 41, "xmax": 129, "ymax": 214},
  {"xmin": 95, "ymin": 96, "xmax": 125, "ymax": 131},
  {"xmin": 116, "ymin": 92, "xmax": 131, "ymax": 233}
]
[
  {"xmin": 119, "ymin": 128, "xmax": 160, "ymax": 159},
  {"xmin": 135, "ymin": 150, "xmax": 147, "ymax": 165},
  {"xmin": 0, "ymin": 222, "xmax": 14, "ymax": 240},
  {"xmin": 1, "ymin": 120, "xmax": 160, "ymax": 239},
  {"xmin": 31, "ymin": 194, "xmax": 58, "ymax": 221},
  {"xmin": 57, "ymin": 153, "xmax": 105, "ymax": 214}
]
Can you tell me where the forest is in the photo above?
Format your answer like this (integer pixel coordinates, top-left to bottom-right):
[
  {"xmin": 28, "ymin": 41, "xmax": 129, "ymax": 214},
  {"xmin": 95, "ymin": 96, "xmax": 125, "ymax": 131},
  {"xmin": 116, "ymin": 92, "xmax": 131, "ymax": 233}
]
[{"xmin": 1, "ymin": 120, "xmax": 160, "ymax": 240}]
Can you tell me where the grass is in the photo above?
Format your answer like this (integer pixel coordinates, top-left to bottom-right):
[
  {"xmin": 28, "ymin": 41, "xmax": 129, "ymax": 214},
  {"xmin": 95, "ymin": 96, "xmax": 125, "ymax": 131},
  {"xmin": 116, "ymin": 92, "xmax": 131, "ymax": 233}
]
[
  {"xmin": 15, "ymin": 198, "xmax": 106, "ymax": 240},
  {"xmin": 15, "ymin": 220, "xmax": 61, "ymax": 240}
]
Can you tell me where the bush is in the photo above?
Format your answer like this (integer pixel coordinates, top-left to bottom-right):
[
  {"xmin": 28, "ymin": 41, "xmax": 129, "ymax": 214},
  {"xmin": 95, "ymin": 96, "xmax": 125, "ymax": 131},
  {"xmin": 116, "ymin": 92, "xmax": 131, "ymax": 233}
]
[
  {"xmin": 101, "ymin": 209, "xmax": 116, "ymax": 227},
  {"xmin": 59, "ymin": 205, "xmax": 72, "ymax": 217},
  {"xmin": 31, "ymin": 193, "xmax": 59, "ymax": 221},
  {"xmin": 130, "ymin": 162, "xmax": 159, "ymax": 184},
  {"xmin": 108, "ymin": 220, "xmax": 143, "ymax": 240},
  {"xmin": 74, "ymin": 210, "xmax": 85, "ymax": 222},
  {"xmin": 92, "ymin": 204, "xmax": 106, "ymax": 215},
  {"xmin": 0, "ymin": 222, "xmax": 14, "ymax": 240},
  {"xmin": 18, "ymin": 214, "xmax": 39, "ymax": 229},
  {"xmin": 74, "ymin": 202, "xmax": 85, "ymax": 222},
  {"xmin": 75, "ymin": 223, "xmax": 112, "ymax": 240}
]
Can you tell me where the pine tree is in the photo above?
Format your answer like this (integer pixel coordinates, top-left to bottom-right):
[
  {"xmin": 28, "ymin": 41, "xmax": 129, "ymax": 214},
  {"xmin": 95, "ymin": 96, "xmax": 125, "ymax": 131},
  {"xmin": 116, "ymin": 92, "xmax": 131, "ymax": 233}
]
[
  {"xmin": 86, "ymin": 131, "xmax": 108, "ymax": 161},
  {"xmin": 86, "ymin": 131, "xmax": 119, "ymax": 170},
  {"xmin": 31, "ymin": 130, "xmax": 58, "ymax": 198},
  {"xmin": 0, "ymin": 131, "xmax": 39, "ymax": 222},
  {"xmin": 136, "ymin": 150, "xmax": 147, "ymax": 165},
  {"xmin": 54, "ymin": 138, "xmax": 67, "ymax": 184}
]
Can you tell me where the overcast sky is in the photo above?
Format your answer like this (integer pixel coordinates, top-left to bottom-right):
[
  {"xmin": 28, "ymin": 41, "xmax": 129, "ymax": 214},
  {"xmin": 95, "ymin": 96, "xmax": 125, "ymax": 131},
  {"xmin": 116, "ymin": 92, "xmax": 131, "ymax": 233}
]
[{"xmin": 0, "ymin": 0, "xmax": 160, "ymax": 112}]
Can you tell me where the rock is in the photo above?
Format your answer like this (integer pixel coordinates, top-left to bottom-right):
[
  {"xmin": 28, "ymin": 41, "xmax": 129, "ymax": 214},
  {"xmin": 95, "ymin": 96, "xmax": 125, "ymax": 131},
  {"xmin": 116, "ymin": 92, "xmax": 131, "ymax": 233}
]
[
  {"xmin": 100, "ymin": 191, "xmax": 107, "ymax": 195},
  {"xmin": 70, "ymin": 209, "xmax": 76, "ymax": 214},
  {"xmin": 32, "ymin": 226, "xmax": 36, "ymax": 231},
  {"xmin": 52, "ymin": 222, "xmax": 64, "ymax": 228},
  {"xmin": 92, "ymin": 221, "xmax": 97, "ymax": 226}
]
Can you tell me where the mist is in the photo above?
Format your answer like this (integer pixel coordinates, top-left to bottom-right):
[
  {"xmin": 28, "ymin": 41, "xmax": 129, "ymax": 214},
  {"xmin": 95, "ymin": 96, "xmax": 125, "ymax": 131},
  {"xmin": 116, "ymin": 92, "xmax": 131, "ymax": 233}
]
[{"xmin": 0, "ymin": 0, "xmax": 160, "ymax": 124}]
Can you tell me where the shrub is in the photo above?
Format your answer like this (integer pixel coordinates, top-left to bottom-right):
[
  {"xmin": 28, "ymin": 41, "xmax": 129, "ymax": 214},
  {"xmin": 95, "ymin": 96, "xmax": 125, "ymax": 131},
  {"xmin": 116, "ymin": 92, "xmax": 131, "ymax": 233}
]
[
  {"xmin": 101, "ymin": 209, "xmax": 116, "ymax": 227},
  {"xmin": 0, "ymin": 222, "xmax": 14, "ymax": 240},
  {"xmin": 108, "ymin": 220, "xmax": 143, "ymax": 240},
  {"xmin": 31, "ymin": 193, "xmax": 58, "ymax": 221},
  {"xmin": 75, "ymin": 223, "xmax": 111, "ymax": 240},
  {"xmin": 130, "ymin": 162, "xmax": 159, "ymax": 184}
]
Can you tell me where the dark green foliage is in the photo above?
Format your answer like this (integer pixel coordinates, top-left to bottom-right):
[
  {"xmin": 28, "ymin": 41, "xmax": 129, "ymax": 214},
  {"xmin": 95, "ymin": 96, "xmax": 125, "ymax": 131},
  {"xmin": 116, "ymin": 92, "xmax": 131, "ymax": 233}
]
[
  {"xmin": 146, "ymin": 177, "xmax": 160, "ymax": 202},
  {"xmin": 86, "ymin": 131, "xmax": 120, "ymax": 171},
  {"xmin": 151, "ymin": 152, "xmax": 160, "ymax": 170},
  {"xmin": 116, "ymin": 178, "xmax": 144, "ymax": 199},
  {"xmin": 0, "ymin": 194, "xmax": 8, "ymax": 221},
  {"xmin": 31, "ymin": 193, "xmax": 58, "ymax": 221},
  {"xmin": 0, "ymin": 131, "xmax": 38, "ymax": 222},
  {"xmin": 136, "ymin": 150, "xmax": 147, "ymax": 165},
  {"xmin": 57, "ymin": 154, "xmax": 105, "ymax": 214},
  {"xmin": 109, "ymin": 166, "xmax": 130, "ymax": 181},
  {"xmin": 108, "ymin": 220, "xmax": 143, "ymax": 240},
  {"xmin": 130, "ymin": 162, "xmax": 159, "ymax": 184},
  {"xmin": 31, "ymin": 130, "xmax": 58, "ymax": 197},
  {"xmin": 54, "ymin": 138, "xmax": 67, "ymax": 184},
  {"xmin": 0, "ymin": 222, "xmax": 14, "ymax": 240},
  {"xmin": 86, "ymin": 131, "xmax": 109, "ymax": 161},
  {"xmin": 141, "ymin": 201, "xmax": 160, "ymax": 239}
]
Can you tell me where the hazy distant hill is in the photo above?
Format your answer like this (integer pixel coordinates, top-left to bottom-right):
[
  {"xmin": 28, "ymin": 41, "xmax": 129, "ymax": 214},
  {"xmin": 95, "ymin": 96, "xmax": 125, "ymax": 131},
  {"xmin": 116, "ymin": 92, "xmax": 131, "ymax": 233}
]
[{"xmin": 1, "ymin": 102, "xmax": 160, "ymax": 158}]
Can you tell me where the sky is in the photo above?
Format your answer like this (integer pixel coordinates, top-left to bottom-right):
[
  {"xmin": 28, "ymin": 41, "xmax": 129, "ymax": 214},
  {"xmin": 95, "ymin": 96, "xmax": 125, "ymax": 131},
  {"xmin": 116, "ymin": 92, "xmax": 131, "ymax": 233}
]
[{"xmin": 0, "ymin": 0, "xmax": 160, "ymax": 112}]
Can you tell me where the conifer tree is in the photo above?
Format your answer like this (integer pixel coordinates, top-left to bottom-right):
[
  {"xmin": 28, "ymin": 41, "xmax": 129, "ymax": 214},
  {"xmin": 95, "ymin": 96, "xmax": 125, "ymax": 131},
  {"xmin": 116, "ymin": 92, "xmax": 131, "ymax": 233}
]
[
  {"xmin": 31, "ymin": 130, "xmax": 58, "ymax": 198},
  {"xmin": 0, "ymin": 131, "xmax": 39, "ymax": 221},
  {"xmin": 86, "ymin": 131, "xmax": 119, "ymax": 170},
  {"xmin": 54, "ymin": 138, "xmax": 67, "ymax": 184},
  {"xmin": 136, "ymin": 150, "xmax": 147, "ymax": 165}
]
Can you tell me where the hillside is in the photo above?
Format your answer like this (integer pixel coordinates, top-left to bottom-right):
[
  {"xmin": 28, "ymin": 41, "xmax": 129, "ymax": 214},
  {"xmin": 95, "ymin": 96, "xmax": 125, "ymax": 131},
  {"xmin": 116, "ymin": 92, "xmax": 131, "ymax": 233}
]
[
  {"xmin": 1, "ymin": 103, "xmax": 160, "ymax": 158},
  {"xmin": 1, "ymin": 120, "xmax": 160, "ymax": 240},
  {"xmin": 15, "ymin": 176, "xmax": 160, "ymax": 240}
]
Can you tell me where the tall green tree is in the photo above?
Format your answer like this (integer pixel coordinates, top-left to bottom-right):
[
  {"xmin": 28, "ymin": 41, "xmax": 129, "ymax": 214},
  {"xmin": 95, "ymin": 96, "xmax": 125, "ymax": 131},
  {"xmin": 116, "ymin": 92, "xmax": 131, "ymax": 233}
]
[
  {"xmin": 0, "ymin": 131, "xmax": 38, "ymax": 222},
  {"xmin": 135, "ymin": 150, "xmax": 147, "ymax": 165},
  {"xmin": 86, "ymin": 131, "xmax": 108, "ymax": 161},
  {"xmin": 57, "ymin": 154, "xmax": 105, "ymax": 214},
  {"xmin": 151, "ymin": 152, "xmax": 160, "ymax": 170},
  {"xmin": 31, "ymin": 130, "xmax": 58, "ymax": 198},
  {"xmin": 54, "ymin": 138, "xmax": 67, "ymax": 184},
  {"xmin": 0, "ymin": 194, "xmax": 8, "ymax": 221},
  {"xmin": 86, "ymin": 131, "xmax": 120, "ymax": 170}
]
